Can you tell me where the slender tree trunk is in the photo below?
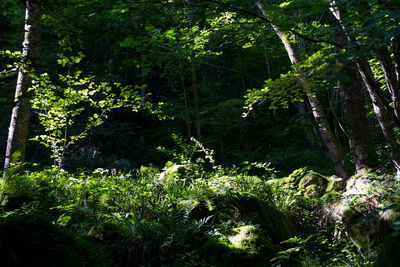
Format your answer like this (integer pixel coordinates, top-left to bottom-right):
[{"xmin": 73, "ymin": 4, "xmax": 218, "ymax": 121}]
[
  {"xmin": 191, "ymin": 64, "xmax": 202, "ymax": 140},
  {"xmin": 257, "ymin": 1, "xmax": 348, "ymax": 178},
  {"xmin": 328, "ymin": 3, "xmax": 400, "ymax": 172},
  {"xmin": 181, "ymin": 75, "xmax": 192, "ymax": 138},
  {"xmin": 376, "ymin": 48, "xmax": 400, "ymax": 120},
  {"xmin": 355, "ymin": 58, "xmax": 400, "ymax": 171},
  {"xmin": 391, "ymin": 37, "xmax": 400, "ymax": 86},
  {"xmin": 4, "ymin": 0, "xmax": 40, "ymax": 174},
  {"xmin": 296, "ymin": 102, "xmax": 316, "ymax": 148}
]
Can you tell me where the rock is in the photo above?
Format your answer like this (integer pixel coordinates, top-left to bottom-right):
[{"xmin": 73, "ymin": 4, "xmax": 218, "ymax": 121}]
[
  {"xmin": 303, "ymin": 184, "xmax": 325, "ymax": 198},
  {"xmin": 297, "ymin": 172, "xmax": 329, "ymax": 198},
  {"xmin": 196, "ymin": 225, "xmax": 276, "ymax": 266},
  {"xmin": 344, "ymin": 174, "xmax": 374, "ymax": 196},
  {"xmin": 326, "ymin": 175, "xmax": 345, "ymax": 192},
  {"xmin": 299, "ymin": 172, "xmax": 327, "ymax": 189},
  {"xmin": 323, "ymin": 171, "xmax": 398, "ymax": 257},
  {"xmin": 228, "ymin": 225, "xmax": 275, "ymax": 256},
  {"xmin": 190, "ymin": 192, "xmax": 294, "ymax": 243}
]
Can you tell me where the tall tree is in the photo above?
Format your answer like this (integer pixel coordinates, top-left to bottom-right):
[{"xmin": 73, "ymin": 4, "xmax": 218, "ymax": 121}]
[
  {"xmin": 328, "ymin": 1, "xmax": 400, "ymax": 172},
  {"xmin": 4, "ymin": 0, "xmax": 40, "ymax": 174},
  {"xmin": 257, "ymin": 1, "xmax": 349, "ymax": 178},
  {"xmin": 337, "ymin": 60, "xmax": 377, "ymax": 172}
]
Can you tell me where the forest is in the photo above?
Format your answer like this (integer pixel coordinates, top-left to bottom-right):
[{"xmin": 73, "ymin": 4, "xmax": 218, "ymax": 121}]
[{"xmin": 1, "ymin": 0, "xmax": 400, "ymax": 266}]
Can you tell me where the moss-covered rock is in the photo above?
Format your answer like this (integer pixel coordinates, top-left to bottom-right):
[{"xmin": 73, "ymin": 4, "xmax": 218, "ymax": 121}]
[
  {"xmin": 213, "ymin": 193, "xmax": 294, "ymax": 242},
  {"xmin": 341, "ymin": 206, "xmax": 382, "ymax": 255},
  {"xmin": 303, "ymin": 184, "xmax": 325, "ymax": 198},
  {"xmin": 326, "ymin": 175, "xmax": 345, "ymax": 192},
  {"xmin": 299, "ymin": 172, "xmax": 327, "ymax": 189},
  {"xmin": 196, "ymin": 225, "xmax": 276, "ymax": 266},
  {"xmin": 323, "ymin": 171, "xmax": 399, "ymax": 257},
  {"xmin": 228, "ymin": 225, "xmax": 275, "ymax": 256},
  {"xmin": 190, "ymin": 192, "xmax": 294, "ymax": 244},
  {"xmin": 266, "ymin": 168, "xmax": 309, "ymax": 189}
]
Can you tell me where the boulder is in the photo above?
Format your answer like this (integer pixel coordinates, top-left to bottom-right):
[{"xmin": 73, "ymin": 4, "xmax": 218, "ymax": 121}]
[
  {"xmin": 326, "ymin": 175, "xmax": 345, "ymax": 192},
  {"xmin": 303, "ymin": 184, "xmax": 325, "ymax": 198},
  {"xmin": 189, "ymin": 192, "xmax": 294, "ymax": 244},
  {"xmin": 196, "ymin": 224, "xmax": 276, "ymax": 266},
  {"xmin": 323, "ymin": 172, "xmax": 399, "ymax": 257},
  {"xmin": 228, "ymin": 225, "xmax": 276, "ymax": 257},
  {"xmin": 299, "ymin": 172, "xmax": 327, "ymax": 189}
]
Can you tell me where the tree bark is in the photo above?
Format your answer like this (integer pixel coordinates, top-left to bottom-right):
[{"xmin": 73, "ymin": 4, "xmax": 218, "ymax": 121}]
[
  {"xmin": 181, "ymin": 75, "xmax": 192, "ymax": 138},
  {"xmin": 191, "ymin": 64, "xmax": 202, "ymax": 140},
  {"xmin": 329, "ymin": 2, "xmax": 400, "ymax": 172},
  {"xmin": 391, "ymin": 37, "xmax": 400, "ymax": 90},
  {"xmin": 337, "ymin": 61, "xmax": 377, "ymax": 172},
  {"xmin": 376, "ymin": 48, "xmax": 400, "ymax": 121},
  {"xmin": 4, "ymin": 0, "xmax": 40, "ymax": 174},
  {"xmin": 296, "ymin": 101, "xmax": 317, "ymax": 148},
  {"xmin": 257, "ymin": 1, "xmax": 349, "ymax": 178}
]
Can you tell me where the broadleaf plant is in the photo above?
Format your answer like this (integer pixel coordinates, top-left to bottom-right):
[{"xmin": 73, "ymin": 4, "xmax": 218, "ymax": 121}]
[{"xmin": 30, "ymin": 54, "xmax": 153, "ymax": 173}]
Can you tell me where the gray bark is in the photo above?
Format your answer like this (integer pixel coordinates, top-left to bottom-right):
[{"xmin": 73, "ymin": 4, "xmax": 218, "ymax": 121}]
[
  {"xmin": 4, "ymin": 0, "xmax": 40, "ymax": 174},
  {"xmin": 257, "ymin": 1, "xmax": 349, "ymax": 178}
]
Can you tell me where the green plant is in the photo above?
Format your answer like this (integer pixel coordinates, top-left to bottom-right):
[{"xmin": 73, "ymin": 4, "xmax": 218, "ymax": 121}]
[{"xmin": 30, "ymin": 54, "xmax": 150, "ymax": 173}]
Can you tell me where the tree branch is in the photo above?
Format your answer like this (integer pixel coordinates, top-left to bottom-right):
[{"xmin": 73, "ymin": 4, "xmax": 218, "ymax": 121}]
[{"xmin": 202, "ymin": 0, "xmax": 344, "ymax": 48}]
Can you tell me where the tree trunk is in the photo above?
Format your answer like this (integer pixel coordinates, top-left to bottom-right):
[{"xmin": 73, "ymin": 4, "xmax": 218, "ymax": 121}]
[
  {"xmin": 191, "ymin": 64, "xmax": 202, "ymax": 140},
  {"xmin": 296, "ymin": 102, "xmax": 316, "ymax": 148},
  {"xmin": 391, "ymin": 37, "xmax": 400, "ymax": 87},
  {"xmin": 376, "ymin": 48, "xmax": 400, "ymax": 120},
  {"xmin": 328, "ymin": 3, "xmax": 400, "ymax": 172},
  {"xmin": 257, "ymin": 1, "xmax": 349, "ymax": 178},
  {"xmin": 4, "ymin": 0, "xmax": 40, "ymax": 174},
  {"xmin": 181, "ymin": 75, "xmax": 192, "ymax": 138},
  {"xmin": 338, "ymin": 61, "xmax": 377, "ymax": 172}
]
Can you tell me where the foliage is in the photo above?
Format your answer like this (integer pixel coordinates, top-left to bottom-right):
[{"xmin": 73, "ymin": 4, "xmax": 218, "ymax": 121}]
[
  {"xmin": 30, "ymin": 54, "xmax": 164, "ymax": 171},
  {"xmin": 2, "ymin": 0, "xmax": 400, "ymax": 265},
  {"xmin": 0, "ymin": 139, "xmax": 389, "ymax": 266}
]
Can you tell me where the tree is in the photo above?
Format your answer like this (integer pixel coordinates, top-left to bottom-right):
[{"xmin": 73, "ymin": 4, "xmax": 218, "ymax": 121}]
[
  {"xmin": 4, "ymin": 0, "xmax": 40, "ymax": 174},
  {"xmin": 256, "ymin": 1, "xmax": 349, "ymax": 178},
  {"xmin": 328, "ymin": 0, "xmax": 400, "ymax": 172}
]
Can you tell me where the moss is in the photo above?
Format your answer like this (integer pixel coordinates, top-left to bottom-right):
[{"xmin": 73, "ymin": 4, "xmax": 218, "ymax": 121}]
[
  {"xmin": 266, "ymin": 177, "xmax": 292, "ymax": 188},
  {"xmin": 303, "ymin": 184, "xmax": 324, "ymax": 198},
  {"xmin": 196, "ymin": 225, "xmax": 276, "ymax": 266},
  {"xmin": 228, "ymin": 225, "xmax": 275, "ymax": 256},
  {"xmin": 326, "ymin": 176, "xmax": 345, "ymax": 192},
  {"xmin": 321, "ymin": 190, "xmax": 341, "ymax": 201},
  {"xmin": 213, "ymin": 193, "xmax": 294, "ymax": 242},
  {"xmin": 341, "ymin": 207, "xmax": 361, "ymax": 225},
  {"xmin": 189, "ymin": 192, "xmax": 294, "ymax": 244},
  {"xmin": 299, "ymin": 172, "xmax": 328, "ymax": 189}
]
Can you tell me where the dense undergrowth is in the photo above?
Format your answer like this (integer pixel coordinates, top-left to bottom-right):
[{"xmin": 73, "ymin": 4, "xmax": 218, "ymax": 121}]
[{"xmin": 0, "ymin": 143, "xmax": 387, "ymax": 266}]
